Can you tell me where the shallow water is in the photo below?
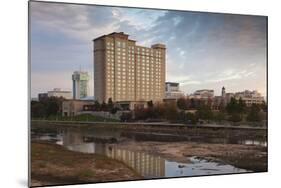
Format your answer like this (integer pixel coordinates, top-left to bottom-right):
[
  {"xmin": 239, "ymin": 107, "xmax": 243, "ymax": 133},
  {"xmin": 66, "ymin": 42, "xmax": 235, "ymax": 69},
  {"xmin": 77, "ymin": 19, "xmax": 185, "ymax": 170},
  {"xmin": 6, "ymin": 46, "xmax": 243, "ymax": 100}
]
[{"xmin": 31, "ymin": 126, "xmax": 263, "ymax": 177}]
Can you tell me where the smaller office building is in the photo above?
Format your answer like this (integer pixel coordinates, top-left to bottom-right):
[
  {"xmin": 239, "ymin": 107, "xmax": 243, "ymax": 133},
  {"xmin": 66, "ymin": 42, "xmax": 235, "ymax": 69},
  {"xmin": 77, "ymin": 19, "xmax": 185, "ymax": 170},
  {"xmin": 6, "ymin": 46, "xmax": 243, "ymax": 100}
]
[
  {"xmin": 47, "ymin": 88, "xmax": 72, "ymax": 99},
  {"xmin": 62, "ymin": 100, "xmax": 94, "ymax": 116},
  {"xmin": 165, "ymin": 82, "xmax": 184, "ymax": 100}
]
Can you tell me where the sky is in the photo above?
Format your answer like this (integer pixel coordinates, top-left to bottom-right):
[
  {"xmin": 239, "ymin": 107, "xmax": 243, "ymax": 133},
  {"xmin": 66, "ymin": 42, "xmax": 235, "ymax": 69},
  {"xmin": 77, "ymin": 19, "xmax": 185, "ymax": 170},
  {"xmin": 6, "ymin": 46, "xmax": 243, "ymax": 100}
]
[{"xmin": 30, "ymin": 1, "xmax": 267, "ymax": 98}]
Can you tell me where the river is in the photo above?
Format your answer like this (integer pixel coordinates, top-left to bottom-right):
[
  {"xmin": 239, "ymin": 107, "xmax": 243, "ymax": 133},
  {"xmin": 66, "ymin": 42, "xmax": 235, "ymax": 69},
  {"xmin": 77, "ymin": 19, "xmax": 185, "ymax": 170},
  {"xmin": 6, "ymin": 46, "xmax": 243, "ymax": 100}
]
[{"xmin": 31, "ymin": 125, "xmax": 267, "ymax": 178}]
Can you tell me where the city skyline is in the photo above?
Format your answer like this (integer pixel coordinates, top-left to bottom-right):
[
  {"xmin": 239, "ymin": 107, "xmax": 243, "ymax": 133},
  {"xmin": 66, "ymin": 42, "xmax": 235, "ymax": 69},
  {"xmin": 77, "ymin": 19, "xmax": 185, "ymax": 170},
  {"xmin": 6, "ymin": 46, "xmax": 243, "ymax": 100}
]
[{"xmin": 30, "ymin": 2, "xmax": 267, "ymax": 98}]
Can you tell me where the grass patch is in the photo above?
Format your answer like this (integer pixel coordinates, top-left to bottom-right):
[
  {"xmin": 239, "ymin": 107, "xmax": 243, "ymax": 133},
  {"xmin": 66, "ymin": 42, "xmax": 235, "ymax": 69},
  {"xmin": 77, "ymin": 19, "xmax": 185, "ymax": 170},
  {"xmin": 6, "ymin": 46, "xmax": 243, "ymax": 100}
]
[
  {"xmin": 31, "ymin": 141, "xmax": 141, "ymax": 187},
  {"xmin": 78, "ymin": 169, "xmax": 95, "ymax": 178}
]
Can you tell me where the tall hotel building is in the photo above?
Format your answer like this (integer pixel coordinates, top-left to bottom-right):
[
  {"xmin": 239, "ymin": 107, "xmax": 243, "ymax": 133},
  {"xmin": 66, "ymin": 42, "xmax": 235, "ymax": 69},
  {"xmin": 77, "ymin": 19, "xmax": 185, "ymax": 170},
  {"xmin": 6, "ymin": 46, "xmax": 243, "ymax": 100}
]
[{"xmin": 93, "ymin": 32, "xmax": 166, "ymax": 103}]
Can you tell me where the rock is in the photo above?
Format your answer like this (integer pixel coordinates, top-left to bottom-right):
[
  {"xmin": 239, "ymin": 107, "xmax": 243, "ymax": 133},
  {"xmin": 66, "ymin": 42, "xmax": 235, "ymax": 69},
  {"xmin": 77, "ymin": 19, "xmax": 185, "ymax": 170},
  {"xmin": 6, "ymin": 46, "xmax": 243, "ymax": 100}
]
[{"xmin": 178, "ymin": 165, "xmax": 186, "ymax": 168}]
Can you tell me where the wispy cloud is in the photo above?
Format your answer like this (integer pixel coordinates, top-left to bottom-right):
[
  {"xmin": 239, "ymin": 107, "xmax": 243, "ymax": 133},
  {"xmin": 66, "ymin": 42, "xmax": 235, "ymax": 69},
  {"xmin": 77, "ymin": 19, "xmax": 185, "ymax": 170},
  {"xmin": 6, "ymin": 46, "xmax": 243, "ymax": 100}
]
[{"xmin": 30, "ymin": 2, "xmax": 267, "ymax": 97}]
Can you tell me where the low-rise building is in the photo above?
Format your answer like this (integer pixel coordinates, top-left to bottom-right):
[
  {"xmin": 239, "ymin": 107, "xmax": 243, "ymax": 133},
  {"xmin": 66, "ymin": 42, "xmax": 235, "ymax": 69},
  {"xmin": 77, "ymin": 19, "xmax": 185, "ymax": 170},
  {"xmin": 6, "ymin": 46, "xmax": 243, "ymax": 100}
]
[
  {"xmin": 165, "ymin": 82, "xmax": 184, "ymax": 99},
  {"xmin": 115, "ymin": 101, "xmax": 148, "ymax": 111},
  {"xmin": 47, "ymin": 88, "xmax": 72, "ymax": 99},
  {"xmin": 62, "ymin": 100, "xmax": 94, "ymax": 116},
  {"xmin": 234, "ymin": 90, "xmax": 264, "ymax": 106},
  {"xmin": 190, "ymin": 89, "xmax": 214, "ymax": 99},
  {"xmin": 38, "ymin": 93, "xmax": 48, "ymax": 101}
]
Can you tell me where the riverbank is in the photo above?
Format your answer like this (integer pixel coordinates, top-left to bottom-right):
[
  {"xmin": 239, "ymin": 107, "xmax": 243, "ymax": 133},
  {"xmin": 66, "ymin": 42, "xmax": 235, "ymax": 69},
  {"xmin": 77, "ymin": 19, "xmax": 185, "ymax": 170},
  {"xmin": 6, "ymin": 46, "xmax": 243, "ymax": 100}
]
[
  {"xmin": 31, "ymin": 120, "xmax": 267, "ymax": 143},
  {"xmin": 31, "ymin": 120, "xmax": 267, "ymax": 130},
  {"xmin": 31, "ymin": 141, "xmax": 141, "ymax": 187},
  {"xmin": 112, "ymin": 141, "xmax": 267, "ymax": 172}
]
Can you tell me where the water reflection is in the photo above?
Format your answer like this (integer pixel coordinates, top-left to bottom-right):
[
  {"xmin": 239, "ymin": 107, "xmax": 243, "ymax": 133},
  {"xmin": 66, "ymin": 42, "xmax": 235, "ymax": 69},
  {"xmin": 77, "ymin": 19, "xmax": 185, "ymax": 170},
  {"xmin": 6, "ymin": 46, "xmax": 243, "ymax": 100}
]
[
  {"xmin": 60, "ymin": 130, "xmax": 165, "ymax": 177},
  {"xmin": 106, "ymin": 147, "xmax": 165, "ymax": 178},
  {"xmin": 165, "ymin": 157, "xmax": 248, "ymax": 177},
  {"xmin": 32, "ymin": 128, "xmax": 251, "ymax": 178},
  {"xmin": 239, "ymin": 140, "xmax": 267, "ymax": 147}
]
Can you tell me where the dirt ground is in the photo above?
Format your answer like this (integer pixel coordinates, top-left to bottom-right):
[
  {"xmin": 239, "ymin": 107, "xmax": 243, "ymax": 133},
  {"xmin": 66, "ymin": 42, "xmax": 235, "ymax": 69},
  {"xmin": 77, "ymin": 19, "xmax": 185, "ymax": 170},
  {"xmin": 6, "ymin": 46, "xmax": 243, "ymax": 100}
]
[
  {"xmin": 31, "ymin": 141, "xmax": 141, "ymax": 187},
  {"xmin": 111, "ymin": 141, "xmax": 267, "ymax": 172}
]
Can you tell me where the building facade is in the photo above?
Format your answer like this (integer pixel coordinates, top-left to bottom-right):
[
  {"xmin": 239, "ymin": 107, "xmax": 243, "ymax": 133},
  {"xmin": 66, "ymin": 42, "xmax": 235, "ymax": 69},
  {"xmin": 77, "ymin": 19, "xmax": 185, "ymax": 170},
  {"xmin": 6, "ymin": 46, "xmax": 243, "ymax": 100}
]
[
  {"xmin": 72, "ymin": 71, "xmax": 89, "ymax": 99},
  {"xmin": 190, "ymin": 89, "xmax": 214, "ymax": 99},
  {"xmin": 220, "ymin": 87, "xmax": 265, "ymax": 107},
  {"xmin": 38, "ymin": 93, "xmax": 48, "ymax": 101},
  {"xmin": 93, "ymin": 32, "xmax": 166, "ymax": 103},
  {"xmin": 47, "ymin": 88, "xmax": 72, "ymax": 99},
  {"xmin": 234, "ymin": 90, "xmax": 265, "ymax": 106},
  {"xmin": 62, "ymin": 100, "xmax": 94, "ymax": 116},
  {"xmin": 165, "ymin": 82, "xmax": 184, "ymax": 99}
]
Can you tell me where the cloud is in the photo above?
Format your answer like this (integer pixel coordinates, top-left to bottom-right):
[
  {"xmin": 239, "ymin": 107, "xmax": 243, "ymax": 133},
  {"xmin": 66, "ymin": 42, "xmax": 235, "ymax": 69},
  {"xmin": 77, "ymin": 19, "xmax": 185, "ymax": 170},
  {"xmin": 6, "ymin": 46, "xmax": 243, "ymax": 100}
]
[
  {"xmin": 30, "ymin": 2, "xmax": 121, "ymax": 41},
  {"xmin": 30, "ymin": 2, "xmax": 267, "ymax": 97},
  {"xmin": 205, "ymin": 69, "xmax": 257, "ymax": 83}
]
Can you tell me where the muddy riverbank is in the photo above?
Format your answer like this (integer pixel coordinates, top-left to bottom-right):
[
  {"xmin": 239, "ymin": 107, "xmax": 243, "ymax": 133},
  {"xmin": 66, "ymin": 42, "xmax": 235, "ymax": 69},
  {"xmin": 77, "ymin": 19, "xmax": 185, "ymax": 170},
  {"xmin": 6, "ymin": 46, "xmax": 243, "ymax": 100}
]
[{"xmin": 31, "ymin": 141, "xmax": 141, "ymax": 187}]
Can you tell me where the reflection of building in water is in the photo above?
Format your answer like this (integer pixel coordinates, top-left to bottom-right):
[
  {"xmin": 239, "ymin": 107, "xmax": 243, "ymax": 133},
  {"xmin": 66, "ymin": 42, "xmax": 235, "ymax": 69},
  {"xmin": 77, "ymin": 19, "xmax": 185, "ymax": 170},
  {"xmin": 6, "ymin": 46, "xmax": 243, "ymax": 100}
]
[
  {"xmin": 105, "ymin": 147, "xmax": 165, "ymax": 178},
  {"xmin": 62, "ymin": 130, "xmax": 96, "ymax": 153},
  {"xmin": 61, "ymin": 129, "xmax": 165, "ymax": 177}
]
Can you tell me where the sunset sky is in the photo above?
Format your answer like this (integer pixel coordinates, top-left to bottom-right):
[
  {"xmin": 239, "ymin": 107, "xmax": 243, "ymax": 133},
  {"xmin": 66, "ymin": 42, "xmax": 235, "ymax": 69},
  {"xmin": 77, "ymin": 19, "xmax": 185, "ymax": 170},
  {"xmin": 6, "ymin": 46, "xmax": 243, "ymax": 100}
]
[{"xmin": 30, "ymin": 1, "xmax": 267, "ymax": 98}]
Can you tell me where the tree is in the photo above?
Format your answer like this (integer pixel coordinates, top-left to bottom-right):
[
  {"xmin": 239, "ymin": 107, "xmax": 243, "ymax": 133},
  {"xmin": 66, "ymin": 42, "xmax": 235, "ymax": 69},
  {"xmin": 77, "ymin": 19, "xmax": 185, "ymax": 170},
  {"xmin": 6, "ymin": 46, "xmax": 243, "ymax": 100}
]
[
  {"xmin": 177, "ymin": 111, "xmax": 186, "ymax": 122},
  {"xmin": 228, "ymin": 113, "xmax": 242, "ymax": 122},
  {"xmin": 107, "ymin": 98, "xmax": 114, "ymax": 110},
  {"xmin": 30, "ymin": 96, "xmax": 64, "ymax": 118},
  {"xmin": 226, "ymin": 97, "xmax": 239, "ymax": 114},
  {"xmin": 196, "ymin": 105, "xmax": 213, "ymax": 120},
  {"xmin": 110, "ymin": 107, "xmax": 119, "ymax": 114},
  {"xmin": 177, "ymin": 98, "xmax": 187, "ymax": 110},
  {"xmin": 164, "ymin": 103, "xmax": 178, "ymax": 121},
  {"xmin": 94, "ymin": 101, "xmax": 101, "ymax": 111},
  {"xmin": 190, "ymin": 98, "xmax": 196, "ymax": 109},
  {"xmin": 100, "ymin": 101, "xmax": 108, "ymax": 111},
  {"xmin": 31, "ymin": 101, "xmax": 46, "ymax": 118},
  {"xmin": 120, "ymin": 112, "xmax": 132, "ymax": 122},
  {"xmin": 260, "ymin": 101, "xmax": 267, "ymax": 112},
  {"xmin": 226, "ymin": 97, "xmax": 243, "ymax": 122},
  {"xmin": 226, "ymin": 97, "xmax": 246, "ymax": 114},
  {"xmin": 186, "ymin": 112, "xmax": 198, "ymax": 124},
  {"xmin": 247, "ymin": 104, "xmax": 262, "ymax": 122},
  {"xmin": 238, "ymin": 97, "xmax": 246, "ymax": 113},
  {"xmin": 213, "ymin": 111, "xmax": 226, "ymax": 122},
  {"xmin": 45, "ymin": 97, "xmax": 63, "ymax": 117},
  {"xmin": 134, "ymin": 108, "xmax": 148, "ymax": 120},
  {"xmin": 153, "ymin": 103, "xmax": 165, "ymax": 119},
  {"xmin": 147, "ymin": 100, "xmax": 154, "ymax": 108}
]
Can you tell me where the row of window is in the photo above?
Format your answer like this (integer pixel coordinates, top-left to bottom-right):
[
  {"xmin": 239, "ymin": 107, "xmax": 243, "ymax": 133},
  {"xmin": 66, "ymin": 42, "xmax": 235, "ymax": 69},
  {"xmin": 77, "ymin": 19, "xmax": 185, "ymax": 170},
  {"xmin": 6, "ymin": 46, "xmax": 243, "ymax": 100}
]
[
  {"xmin": 107, "ymin": 58, "xmax": 162, "ymax": 64},
  {"xmin": 106, "ymin": 41, "xmax": 162, "ymax": 55}
]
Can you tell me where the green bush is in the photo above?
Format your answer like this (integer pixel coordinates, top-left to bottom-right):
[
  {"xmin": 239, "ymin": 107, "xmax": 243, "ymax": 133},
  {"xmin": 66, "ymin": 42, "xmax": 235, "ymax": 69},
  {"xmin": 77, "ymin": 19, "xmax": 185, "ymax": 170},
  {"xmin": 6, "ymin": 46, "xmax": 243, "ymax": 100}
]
[{"xmin": 228, "ymin": 113, "xmax": 242, "ymax": 122}]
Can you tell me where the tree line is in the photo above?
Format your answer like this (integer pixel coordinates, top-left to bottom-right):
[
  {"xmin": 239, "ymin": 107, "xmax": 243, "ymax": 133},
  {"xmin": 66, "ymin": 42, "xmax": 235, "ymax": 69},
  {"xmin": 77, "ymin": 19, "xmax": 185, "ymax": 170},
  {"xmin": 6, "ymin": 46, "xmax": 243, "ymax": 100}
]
[
  {"xmin": 121, "ymin": 97, "xmax": 267, "ymax": 124},
  {"xmin": 31, "ymin": 96, "xmax": 267, "ymax": 125}
]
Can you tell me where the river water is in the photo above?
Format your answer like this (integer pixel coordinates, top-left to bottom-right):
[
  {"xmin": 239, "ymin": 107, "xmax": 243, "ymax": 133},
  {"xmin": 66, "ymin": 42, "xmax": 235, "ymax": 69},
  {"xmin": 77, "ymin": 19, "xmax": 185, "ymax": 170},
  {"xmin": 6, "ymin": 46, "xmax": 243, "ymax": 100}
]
[{"xmin": 31, "ymin": 126, "xmax": 266, "ymax": 178}]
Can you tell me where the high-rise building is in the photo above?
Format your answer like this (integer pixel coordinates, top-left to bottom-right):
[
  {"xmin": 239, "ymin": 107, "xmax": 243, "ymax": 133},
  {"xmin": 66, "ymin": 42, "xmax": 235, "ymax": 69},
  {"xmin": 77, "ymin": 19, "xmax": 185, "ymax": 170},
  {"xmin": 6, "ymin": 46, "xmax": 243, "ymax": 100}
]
[
  {"xmin": 93, "ymin": 32, "xmax": 166, "ymax": 103},
  {"xmin": 72, "ymin": 71, "xmax": 89, "ymax": 99}
]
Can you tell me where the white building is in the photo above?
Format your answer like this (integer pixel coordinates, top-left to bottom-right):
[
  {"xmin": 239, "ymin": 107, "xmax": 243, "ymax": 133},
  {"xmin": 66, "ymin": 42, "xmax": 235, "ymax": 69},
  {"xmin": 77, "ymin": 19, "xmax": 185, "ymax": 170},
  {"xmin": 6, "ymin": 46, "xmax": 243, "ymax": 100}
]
[
  {"xmin": 165, "ymin": 82, "xmax": 184, "ymax": 99},
  {"xmin": 72, "ymin": 71, "xmax": 89, "ymax": 99},
  {"xmin": 47, "ymin": 88, "xmax": 72, "ymax": 99},
  {"xmin": 234, "ymin": 90, "xmax": 265, "ymax": 106},
  {"xmin": 220, "ymin": 87, "xmax": 265, "ymax": 107},
  {"xmin": 190, "ymin": 89, "xmax": 214, "ymax": 99}
]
